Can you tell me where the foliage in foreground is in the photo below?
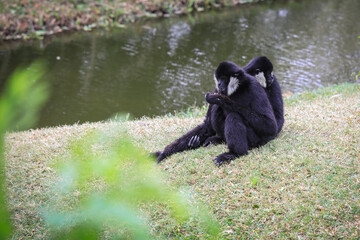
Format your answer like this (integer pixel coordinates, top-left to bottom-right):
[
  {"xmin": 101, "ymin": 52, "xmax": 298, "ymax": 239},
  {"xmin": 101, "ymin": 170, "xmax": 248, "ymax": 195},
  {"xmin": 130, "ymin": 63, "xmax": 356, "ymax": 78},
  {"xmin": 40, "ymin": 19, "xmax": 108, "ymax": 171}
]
[
  {"xmin": 44, "ymin": 129, "xmax": 219, "ymax": 239},
  {"xmin": 0, "ymin": 61, "xmax": 48, "ymax": 239}
]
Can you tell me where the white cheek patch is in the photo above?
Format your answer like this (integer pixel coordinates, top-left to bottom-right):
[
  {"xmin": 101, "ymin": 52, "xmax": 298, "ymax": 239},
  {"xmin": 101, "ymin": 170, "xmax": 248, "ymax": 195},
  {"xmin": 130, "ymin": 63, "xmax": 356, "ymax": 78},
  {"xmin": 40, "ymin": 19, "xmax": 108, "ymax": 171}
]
[
  {"xmin": 255, "ymin": 72, "xmax": 266, "ymax": 88},
  {"xmin": 228, "ymin": 76, "xmax": 239, "ymax": 96},
  {"xmin": 214, "ymin": 74, "xmax": 219, "ymax": 91}
]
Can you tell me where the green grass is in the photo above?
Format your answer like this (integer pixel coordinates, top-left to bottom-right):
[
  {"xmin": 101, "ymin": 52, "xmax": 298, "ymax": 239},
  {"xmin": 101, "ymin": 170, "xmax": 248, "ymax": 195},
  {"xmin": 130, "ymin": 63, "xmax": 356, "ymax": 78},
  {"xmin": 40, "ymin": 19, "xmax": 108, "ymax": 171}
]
[{"xmin": 5, "ymin": 83, "xmax": 360, "ymax": 239}]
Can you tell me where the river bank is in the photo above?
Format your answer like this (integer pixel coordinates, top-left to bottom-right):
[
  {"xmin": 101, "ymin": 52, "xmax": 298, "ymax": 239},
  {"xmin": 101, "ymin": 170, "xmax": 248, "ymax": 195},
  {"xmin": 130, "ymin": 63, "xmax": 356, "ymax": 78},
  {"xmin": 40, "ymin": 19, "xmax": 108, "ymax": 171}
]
[
  {"xmin": 4, "ymin": 83, "xmax": 360, "ymax": 238},
  {"xmin": 0, "ymin": 0, "xmax": 259, "ymax": 40}
]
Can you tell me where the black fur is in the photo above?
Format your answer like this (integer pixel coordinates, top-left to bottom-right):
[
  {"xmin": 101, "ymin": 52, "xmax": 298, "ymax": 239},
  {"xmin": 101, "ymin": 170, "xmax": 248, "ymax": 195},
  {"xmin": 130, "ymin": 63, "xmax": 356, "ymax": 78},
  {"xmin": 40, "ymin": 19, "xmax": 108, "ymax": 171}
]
[
  {"xmin": 154, "ymin": 120, "xmax": 215, "ymax": 162},
  {"xmin": 155, "ymin": 58, "xmax": 281, "ymax": 165},
  {"xmin": 243, "ymin": 56, "xmax": 284, "ymax": 133}
]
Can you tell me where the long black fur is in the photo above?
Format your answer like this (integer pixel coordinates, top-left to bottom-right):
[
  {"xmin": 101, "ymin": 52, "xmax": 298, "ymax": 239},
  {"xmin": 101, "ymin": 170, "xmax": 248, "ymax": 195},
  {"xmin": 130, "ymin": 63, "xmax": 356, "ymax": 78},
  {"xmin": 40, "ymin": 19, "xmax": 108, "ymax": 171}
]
[
  {"xmin": 243, "ymin": 56, "xmax": 284, "ymax": 133},
  {"xmin": 155, "ymin": 58, "xmax": 282, "ymax": 165}
]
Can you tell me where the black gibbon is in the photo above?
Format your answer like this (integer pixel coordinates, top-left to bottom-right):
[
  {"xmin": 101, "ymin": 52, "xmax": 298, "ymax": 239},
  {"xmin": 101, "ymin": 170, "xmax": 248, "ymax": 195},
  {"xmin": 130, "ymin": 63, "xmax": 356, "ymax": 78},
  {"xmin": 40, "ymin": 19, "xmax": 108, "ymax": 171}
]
[
  {"xmin": 154, "ymin": 58, "xmax": 282, "ymax": 165},
  {"xmin": 243, "ymin": 56, "xmax": 284, "ymax": 133}
]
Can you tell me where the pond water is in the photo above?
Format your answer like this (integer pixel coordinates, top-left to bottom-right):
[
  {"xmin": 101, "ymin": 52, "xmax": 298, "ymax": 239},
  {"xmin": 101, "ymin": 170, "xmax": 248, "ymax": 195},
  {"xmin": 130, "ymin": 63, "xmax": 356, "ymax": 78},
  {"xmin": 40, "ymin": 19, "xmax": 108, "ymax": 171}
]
[{"xmin": 0, "ymin": 0, "xmax": 359, "ymax": 128}]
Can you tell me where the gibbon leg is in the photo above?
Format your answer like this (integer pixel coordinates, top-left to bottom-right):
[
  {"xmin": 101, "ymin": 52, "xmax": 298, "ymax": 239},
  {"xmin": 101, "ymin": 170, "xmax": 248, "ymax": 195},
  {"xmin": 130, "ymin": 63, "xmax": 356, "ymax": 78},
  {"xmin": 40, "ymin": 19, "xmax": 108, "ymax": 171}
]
[{"xmin": 214, "ymin": 112, "xmax": 248, "ymax": 165}]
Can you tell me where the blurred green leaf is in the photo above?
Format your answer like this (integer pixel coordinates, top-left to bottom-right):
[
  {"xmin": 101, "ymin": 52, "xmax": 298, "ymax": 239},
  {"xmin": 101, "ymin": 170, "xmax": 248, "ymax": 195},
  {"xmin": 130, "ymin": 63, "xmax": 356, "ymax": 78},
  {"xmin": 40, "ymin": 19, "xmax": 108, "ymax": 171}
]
[
  {"xmin": 0, "ymin": 61, "xmax": 48, "ymax": 239},
  {"xmin": 46, "ymin": 129, "xmax": 219, "ymax": 238},
  {"xmin": 0, "ymin": 61, "xmax": 48, "ymax": 131}
]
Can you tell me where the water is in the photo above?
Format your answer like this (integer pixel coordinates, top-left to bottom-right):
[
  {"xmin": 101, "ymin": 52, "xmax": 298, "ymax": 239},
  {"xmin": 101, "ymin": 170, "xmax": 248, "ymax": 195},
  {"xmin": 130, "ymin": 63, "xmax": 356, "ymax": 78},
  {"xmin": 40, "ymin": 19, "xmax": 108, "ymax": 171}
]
[{"xmin": 0, "ymin": 0, "xmax": 359, "ymax": 128}]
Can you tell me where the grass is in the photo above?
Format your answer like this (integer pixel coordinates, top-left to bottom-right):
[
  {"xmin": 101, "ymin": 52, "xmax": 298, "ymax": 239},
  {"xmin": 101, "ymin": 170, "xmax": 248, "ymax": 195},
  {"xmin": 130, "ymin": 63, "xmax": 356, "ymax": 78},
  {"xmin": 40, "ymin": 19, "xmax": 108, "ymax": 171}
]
[{"xmin": 4, "ymin": 83, "xmax": 360, "ymax": 239}]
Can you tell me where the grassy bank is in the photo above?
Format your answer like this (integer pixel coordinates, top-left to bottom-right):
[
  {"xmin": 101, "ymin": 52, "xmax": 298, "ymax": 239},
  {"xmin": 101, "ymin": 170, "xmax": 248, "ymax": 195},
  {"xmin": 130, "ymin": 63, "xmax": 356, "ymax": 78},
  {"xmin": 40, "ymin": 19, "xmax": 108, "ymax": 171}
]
[
  {"xmin": 4, "ymin": 83, "xmax": 360, "ymax": 239},
  {"xmin": 0, "ymin": 0, "xmax": 258, "ymax": 40}
]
